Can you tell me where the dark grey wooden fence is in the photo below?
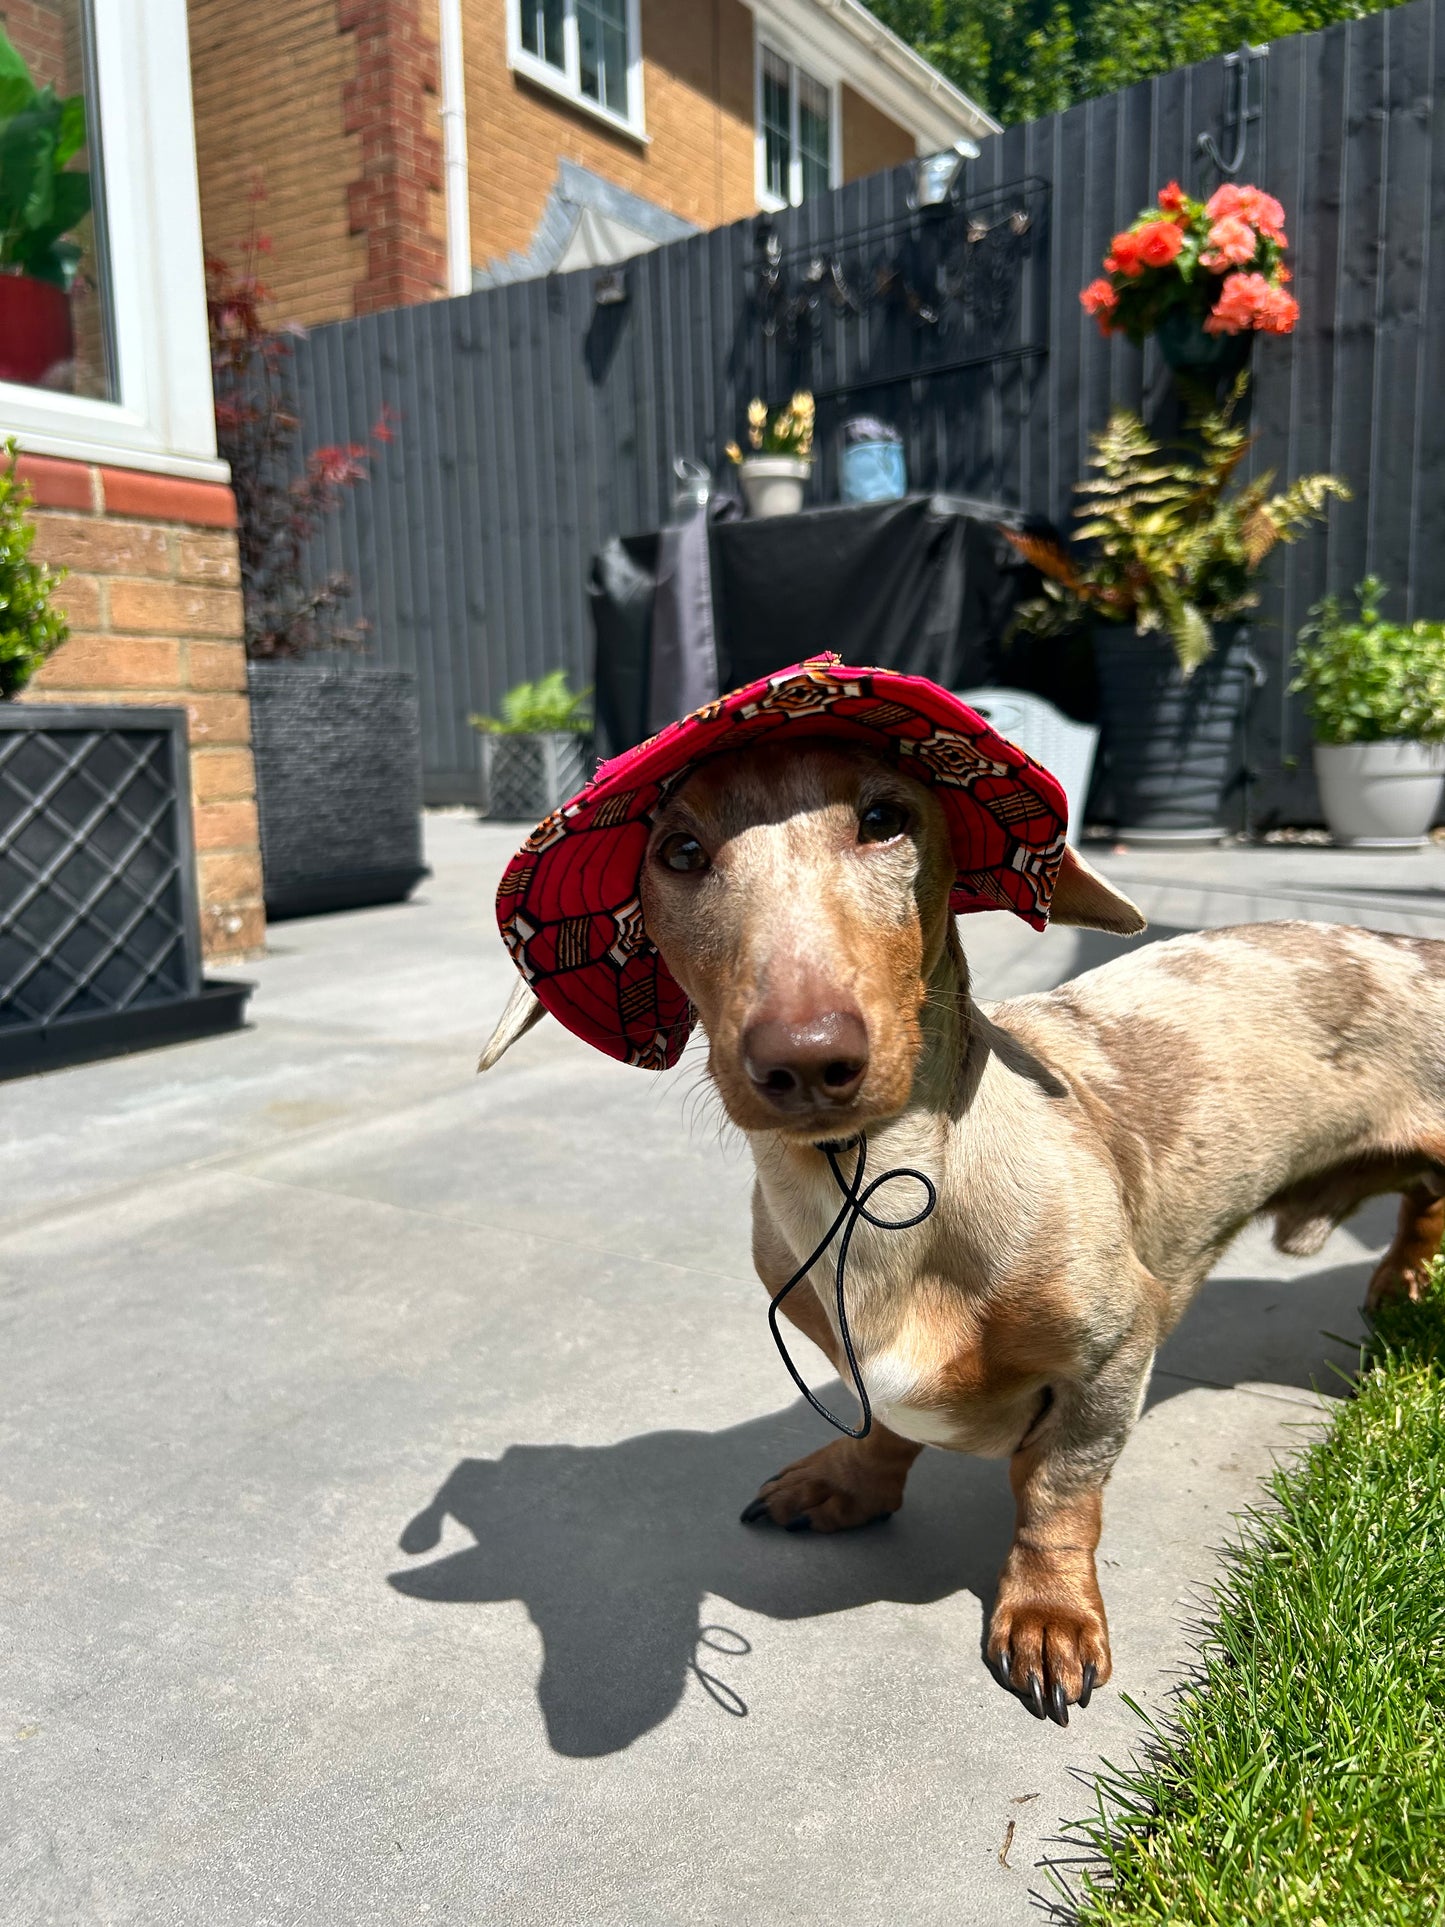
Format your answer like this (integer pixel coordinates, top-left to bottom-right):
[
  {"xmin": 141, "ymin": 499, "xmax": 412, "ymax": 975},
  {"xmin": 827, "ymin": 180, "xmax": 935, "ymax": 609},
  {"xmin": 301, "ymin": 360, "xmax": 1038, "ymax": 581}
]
[{"xmin": 290, "ymin": 0, "xmax": 1445, "ymax": 818}]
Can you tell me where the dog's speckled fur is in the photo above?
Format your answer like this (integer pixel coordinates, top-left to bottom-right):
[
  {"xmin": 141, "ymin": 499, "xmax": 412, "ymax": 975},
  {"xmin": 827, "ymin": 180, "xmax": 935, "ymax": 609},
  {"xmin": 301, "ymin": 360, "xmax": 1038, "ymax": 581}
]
[{"xmin": 485, "ymin": 741, "xmax": 1445, "ymax": 1724}]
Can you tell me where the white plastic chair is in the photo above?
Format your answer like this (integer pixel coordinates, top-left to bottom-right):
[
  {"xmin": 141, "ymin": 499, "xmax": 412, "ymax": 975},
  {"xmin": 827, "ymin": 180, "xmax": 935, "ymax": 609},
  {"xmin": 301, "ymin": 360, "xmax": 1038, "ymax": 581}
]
[{"xmin": 955, "ymin": 687, "xmax": 1098, "ymax": 843}]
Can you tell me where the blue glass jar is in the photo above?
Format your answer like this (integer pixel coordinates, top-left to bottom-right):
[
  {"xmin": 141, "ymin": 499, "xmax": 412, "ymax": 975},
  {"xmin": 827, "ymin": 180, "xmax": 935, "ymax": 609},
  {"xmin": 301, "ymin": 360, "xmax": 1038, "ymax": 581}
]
[{"xmin": 840, "ymin": 437, "xmax": 907, "ymax": 504}]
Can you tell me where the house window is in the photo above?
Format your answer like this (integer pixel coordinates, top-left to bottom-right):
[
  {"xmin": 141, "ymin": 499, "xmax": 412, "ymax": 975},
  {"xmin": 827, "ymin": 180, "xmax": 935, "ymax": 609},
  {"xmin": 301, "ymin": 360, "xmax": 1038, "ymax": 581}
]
[
  {"xmin": 757, "ymin": 42, "xmax": 838, "ymax": 209},
  {"xmin": 509, "ymin": 0, "xmax": 644, "ymax": 135},
  {"xmin": 0, "ymin": 1, "xmax": 115, "ymax": 403},
  {"xmin": 0, "ymin": 0, "xmax": 223, "ymax": 478}
]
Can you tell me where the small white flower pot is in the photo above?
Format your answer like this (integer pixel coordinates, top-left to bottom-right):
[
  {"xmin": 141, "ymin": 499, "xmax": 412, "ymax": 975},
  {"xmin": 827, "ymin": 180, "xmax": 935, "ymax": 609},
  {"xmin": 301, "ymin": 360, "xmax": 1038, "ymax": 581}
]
[
  {"xmin": 739, "ymin": 455, "xmax": 810, "ymax": 518},
  {"xmin": 1314, "ymin": 739, "xmax": 1445, "ymax": 847}
]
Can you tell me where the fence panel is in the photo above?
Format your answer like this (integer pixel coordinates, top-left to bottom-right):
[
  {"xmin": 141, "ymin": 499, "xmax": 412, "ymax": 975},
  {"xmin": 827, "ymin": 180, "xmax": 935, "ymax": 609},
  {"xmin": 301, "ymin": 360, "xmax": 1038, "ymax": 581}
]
[{"xmin": 288, "ymin": 0, "xmax": 1445, "ymax": 819}]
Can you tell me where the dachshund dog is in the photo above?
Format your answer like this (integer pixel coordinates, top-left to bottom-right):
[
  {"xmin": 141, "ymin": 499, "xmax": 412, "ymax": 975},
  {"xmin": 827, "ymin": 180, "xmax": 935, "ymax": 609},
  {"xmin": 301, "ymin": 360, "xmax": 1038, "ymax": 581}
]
[{"xmin": 484, "ymin": 737, "xmax": 1445, "ymax": 1724}]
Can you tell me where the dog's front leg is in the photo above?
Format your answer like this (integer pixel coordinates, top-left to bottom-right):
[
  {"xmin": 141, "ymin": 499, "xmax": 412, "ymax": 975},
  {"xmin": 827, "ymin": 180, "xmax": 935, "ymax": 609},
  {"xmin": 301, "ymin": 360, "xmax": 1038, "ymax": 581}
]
[
  {"xmin": 986, "ymin": 1336, "xmax": 1155, "ymax": 1725},
  {"xmin": 745, "ymin": 1204, "xmax": 924, "ymax": 1531}
]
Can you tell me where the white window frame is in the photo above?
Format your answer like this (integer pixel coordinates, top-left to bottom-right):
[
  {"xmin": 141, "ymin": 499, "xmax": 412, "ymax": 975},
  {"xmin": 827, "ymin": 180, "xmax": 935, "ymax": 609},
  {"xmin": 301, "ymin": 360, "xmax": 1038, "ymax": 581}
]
[
  {"xmin": 754, "ymin": 34, "xmax": 842, "ymax": 212},
  {"xmin": 506, "ymin": 0, "xmax": 647, "ymax": 143},
  {"xmin": 0, "ymin": 0, "xmax": 223, "ymax": 481}
]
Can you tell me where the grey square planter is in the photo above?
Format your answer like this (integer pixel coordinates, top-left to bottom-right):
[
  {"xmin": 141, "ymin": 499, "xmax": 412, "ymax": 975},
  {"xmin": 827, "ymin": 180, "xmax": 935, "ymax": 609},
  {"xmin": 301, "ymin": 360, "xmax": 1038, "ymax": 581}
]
[
  {"xmin": 478, "ymin": 731, "xmax": 593, "ymax": 820},
  {"xmin": 248, "ymin": 662, "xmax": 428, "ymax": 919},
  {"xmin": 0, "ymin": 704, "xmax": 250, "ymax": 1078}
]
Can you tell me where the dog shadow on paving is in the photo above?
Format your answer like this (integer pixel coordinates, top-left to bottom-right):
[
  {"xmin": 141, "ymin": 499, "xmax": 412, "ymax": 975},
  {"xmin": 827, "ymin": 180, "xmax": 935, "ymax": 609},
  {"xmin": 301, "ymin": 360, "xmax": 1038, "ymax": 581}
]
[{"xmin": 389, "ymin": 1242, "xmax": 1381, "ymax": 1758}]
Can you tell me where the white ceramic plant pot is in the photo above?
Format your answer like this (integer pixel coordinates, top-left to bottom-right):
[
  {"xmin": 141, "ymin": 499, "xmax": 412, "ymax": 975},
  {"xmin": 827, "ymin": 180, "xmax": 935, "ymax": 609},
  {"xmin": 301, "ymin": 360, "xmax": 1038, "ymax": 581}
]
[
  {"xmin": 1314, "ymin": 740, "xmax": 1445, "ymax": 848},
  {"xmin": 739, "ymin": 455, "xmax": 810, "ymax": 518}
]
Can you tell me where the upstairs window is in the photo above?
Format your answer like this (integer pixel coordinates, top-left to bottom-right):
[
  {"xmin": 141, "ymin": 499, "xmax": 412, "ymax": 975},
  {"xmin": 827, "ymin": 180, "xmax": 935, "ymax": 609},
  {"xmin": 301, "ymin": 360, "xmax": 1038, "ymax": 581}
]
[
  {"xmin": 510, "ymin": 0, "xmax": 643, "ymax": 136},
  {"xmin": 757, "ymin": 42, "xmax": 837, "ymax": 209}
]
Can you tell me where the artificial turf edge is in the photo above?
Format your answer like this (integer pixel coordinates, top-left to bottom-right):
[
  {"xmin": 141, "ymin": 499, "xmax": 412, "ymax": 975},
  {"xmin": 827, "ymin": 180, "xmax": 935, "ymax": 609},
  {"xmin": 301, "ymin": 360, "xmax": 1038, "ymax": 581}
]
[{"xmin": 1052, "ymin": 1259, "xmax": 1445, "ymax": 1927}]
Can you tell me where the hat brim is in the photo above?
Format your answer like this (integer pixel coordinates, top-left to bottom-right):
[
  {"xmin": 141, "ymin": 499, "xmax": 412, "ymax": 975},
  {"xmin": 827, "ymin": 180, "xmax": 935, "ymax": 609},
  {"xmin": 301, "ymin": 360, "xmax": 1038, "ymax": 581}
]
[{"xmin": 496, "ymin": 658, "xmax": 1067, "ymax": 1068}]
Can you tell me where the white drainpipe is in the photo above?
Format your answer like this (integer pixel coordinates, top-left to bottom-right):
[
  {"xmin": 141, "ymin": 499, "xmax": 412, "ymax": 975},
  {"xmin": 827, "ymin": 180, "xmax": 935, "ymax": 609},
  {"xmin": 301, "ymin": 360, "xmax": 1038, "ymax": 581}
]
[{"xmin": 438, "ymin": 0, "xmax": 471, "ymax": 296}]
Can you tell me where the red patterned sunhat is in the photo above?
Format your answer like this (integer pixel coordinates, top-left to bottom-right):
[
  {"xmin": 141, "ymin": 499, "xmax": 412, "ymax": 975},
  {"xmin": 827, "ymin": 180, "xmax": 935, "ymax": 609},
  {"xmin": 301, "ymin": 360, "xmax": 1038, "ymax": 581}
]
[{"xmin": 495, "ymin": 655, "xmax": 1068, "ymax": 1068}]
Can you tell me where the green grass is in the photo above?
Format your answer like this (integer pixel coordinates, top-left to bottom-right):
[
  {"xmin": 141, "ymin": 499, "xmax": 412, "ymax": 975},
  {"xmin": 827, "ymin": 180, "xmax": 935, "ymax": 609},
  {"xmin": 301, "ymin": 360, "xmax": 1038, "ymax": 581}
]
[{"xmin": 1056, "ymin": 1263, "xmax": 1445, "ymax": 1926}]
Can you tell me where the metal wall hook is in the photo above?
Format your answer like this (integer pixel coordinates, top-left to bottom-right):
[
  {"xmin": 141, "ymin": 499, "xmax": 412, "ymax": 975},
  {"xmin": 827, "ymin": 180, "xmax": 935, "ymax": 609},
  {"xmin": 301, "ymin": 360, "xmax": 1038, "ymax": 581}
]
[{"xmin": 1198, "ymin": 42, "xmax": 1268, "ymax": 177}]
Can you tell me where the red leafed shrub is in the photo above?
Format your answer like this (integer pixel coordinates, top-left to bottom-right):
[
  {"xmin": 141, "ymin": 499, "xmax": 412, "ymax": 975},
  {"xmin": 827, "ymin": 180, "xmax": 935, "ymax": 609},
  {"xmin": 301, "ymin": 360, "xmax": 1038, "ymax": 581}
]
[{"xmin": 207, "ymin": 194, "xmax": 391, "ymax": 659}]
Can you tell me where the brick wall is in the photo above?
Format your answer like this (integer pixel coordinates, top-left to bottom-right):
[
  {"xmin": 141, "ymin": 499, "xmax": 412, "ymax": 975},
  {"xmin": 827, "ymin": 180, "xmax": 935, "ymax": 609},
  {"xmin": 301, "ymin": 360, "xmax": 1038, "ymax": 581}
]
[
  {"xmin": 16, "ymin": 459, "xmax": 263, "ymax": 963},
  {"xmin": 189, "ymin": 0, "xmax": 367, "ymax": 328},
  {"xmin": 339, "ymin": 0, "xmax": 447, "ymax": 312}
]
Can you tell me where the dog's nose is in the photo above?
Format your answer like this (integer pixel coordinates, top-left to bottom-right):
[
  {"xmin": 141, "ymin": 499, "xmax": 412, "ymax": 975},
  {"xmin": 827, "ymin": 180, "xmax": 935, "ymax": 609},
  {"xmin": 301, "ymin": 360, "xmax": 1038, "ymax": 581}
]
[{"xmin": 742, "ymin": 1011, "xmax": 870, "ymax": 1110}]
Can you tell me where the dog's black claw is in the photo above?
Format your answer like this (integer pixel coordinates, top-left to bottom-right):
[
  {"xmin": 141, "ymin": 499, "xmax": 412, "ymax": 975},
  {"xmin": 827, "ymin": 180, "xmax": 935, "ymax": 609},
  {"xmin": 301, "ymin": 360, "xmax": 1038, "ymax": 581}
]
[
  {"xmin": 766, "ymin": 1470, "xmax": 788, "ymax": 1485},
  {"xmin": 1026, "ymin": 1672, "xmax": 1046, "ymax": 1721},
  {"xmin": 784, "ymin": 1513, "xmax": 814, "ymax": 1533},
  {"xmin": 740, "ymin": 1498, "xmax": 771, "ymax": 1525},
  {"xmin": 1079, "ymin": 1663, "xmax": 1096, "ymax": 1709},
  {"xmin": 1049, "ymin": 1680, "xmax": 1069, "ymax": 1727}
]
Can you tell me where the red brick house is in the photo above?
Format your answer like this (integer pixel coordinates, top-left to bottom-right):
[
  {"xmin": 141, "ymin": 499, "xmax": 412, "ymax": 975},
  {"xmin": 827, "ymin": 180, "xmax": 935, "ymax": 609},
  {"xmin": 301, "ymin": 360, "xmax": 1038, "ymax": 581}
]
[{"xmin": 187, "ymin": 0, "xmax": 996, "ymax": 326}]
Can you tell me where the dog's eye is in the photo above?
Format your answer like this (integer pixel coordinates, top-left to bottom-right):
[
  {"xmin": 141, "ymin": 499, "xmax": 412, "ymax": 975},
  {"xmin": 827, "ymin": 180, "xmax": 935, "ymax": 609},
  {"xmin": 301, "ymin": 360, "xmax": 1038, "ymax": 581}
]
[
  {"xmin": 657, "ymin": 832, "xmax": 710, "ymax": 874},
  {"xmin": 858, "ymin": 801, "xmax": 910, "ymax": 845}
]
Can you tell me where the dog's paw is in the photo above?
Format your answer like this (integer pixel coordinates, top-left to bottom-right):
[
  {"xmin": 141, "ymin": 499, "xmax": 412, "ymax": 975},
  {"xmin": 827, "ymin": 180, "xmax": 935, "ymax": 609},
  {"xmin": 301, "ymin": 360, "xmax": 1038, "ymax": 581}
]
[
  {"xmin": 1365, "ymin": 1254, "xmax": 1432, "ymax": 1310},
  {"xmin": 739, "ymin": 1439, "xmax": 908, "ymax": 1534},
  {"xmin": 986, "ymin": 1591, "xmax": 1111, "ymax": 1727}
]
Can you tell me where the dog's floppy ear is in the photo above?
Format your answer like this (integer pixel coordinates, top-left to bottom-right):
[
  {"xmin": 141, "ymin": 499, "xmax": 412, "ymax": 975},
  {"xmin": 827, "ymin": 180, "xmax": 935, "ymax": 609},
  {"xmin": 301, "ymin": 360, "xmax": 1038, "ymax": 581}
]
[
  {"xmin": 1048, "ymin": 845, "xmax": 1147, "ymax": 935},
  {"xmin": 478, "ymin": 976, "xmax": 548, "ymax": 1071}
]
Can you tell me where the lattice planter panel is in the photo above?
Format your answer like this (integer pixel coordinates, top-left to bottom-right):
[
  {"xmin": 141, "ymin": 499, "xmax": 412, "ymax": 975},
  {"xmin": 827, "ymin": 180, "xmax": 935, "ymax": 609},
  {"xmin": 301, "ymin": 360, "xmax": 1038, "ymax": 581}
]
[
  {"xmin": 0, "ymin": 707, "xmax": 249, "ymax": 1078},
  {"xmin": 478, "ymin": 732, "xmax": 593, "ymax": 820}
]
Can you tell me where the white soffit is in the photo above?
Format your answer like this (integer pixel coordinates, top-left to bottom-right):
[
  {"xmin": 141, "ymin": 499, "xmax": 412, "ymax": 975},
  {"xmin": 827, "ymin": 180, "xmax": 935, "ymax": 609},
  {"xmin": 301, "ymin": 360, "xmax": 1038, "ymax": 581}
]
[{"xmin": 746, "ymin": 0, "xmax": 999, "ymax": 152}]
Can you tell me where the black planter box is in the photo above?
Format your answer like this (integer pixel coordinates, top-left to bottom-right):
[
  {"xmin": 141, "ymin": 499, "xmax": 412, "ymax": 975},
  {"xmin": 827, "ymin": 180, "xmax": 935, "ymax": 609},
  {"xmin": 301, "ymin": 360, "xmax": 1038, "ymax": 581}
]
[
  {"xmin": 0, "ymin": 704, "xmax": 251, "ymax": 1079},
  {"xmin": 248, "ymin": 663, "xmax": 427, "ymax": 920},
  {"xmin": 1093, "ymin": 625, "xmax": 1256, "ymax": 839}
]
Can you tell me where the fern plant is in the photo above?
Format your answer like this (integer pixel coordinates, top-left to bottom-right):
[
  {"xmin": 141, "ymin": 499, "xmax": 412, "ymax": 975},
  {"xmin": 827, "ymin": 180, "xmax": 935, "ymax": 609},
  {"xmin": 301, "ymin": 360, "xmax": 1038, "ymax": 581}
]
[
  {"xmin": 1008, "ymin": 381, "xmax": 1349, "ymax": 672},
  {"xmin": 0, "ymin": 439, "xmax": 68, "ymax": 700}
]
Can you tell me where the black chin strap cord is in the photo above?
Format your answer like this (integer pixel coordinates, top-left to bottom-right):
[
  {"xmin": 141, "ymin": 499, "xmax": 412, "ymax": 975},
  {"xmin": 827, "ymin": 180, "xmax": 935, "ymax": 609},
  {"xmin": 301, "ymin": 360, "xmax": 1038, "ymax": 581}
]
[{"xmin": 766, "ymin": 1134, "xmax": 938, "ymax": 1440}]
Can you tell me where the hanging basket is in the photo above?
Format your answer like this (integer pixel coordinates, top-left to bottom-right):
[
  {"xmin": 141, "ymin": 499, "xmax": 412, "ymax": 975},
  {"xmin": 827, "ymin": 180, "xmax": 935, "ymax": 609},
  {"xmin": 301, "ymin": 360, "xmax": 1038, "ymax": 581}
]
[{"xmin": 1156, "ymin": 307, "xmax": 1252, "ymax": 377}]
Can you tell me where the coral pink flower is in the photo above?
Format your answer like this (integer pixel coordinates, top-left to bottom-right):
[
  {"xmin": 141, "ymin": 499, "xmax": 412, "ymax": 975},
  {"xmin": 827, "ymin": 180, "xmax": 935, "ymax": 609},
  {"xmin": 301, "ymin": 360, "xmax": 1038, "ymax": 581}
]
[
  {"xmin": 1157, "ymin": 180, "xmax": 1187, "ymax": 214},
  {"xmin": 1203, "ymin": 271, "xmax": 1272, "ymax": 335},
  {"xmin": 1104, "ymin": 229, "xmax": 1146, "ymax": 277},
  {"xmin": 1206, "ymin": 183, "xmax": 1287, "ymax": 243},
  {"xmin": 1258, "ymin": 285, "xmax": 1300, "ymax": 334},
  {"xmin": 1201, "ymin": 215, "xmax": 1258, "ymax": 269},
  {"xmin": 1136, "ymin": 218, "xmax": 1186, "ymax": 268},
  {"xmin": 1080, "ymin": 277, "xmax": 1119, "ymax": 333}
]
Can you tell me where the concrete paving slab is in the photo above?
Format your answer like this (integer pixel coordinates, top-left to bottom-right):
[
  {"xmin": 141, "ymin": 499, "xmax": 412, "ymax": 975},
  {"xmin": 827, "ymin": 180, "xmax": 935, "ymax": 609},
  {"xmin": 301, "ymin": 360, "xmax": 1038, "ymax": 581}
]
[{"xmin": 0, "ymin": 817, "xmax": 1410, "ymax": 1925}]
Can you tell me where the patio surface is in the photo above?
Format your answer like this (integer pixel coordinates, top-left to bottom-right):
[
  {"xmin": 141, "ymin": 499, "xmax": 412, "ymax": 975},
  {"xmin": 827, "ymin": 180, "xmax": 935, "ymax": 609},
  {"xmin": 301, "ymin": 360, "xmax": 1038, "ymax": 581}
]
[{"xmin": 7, "ymin": 819, "xmax": 1445, "ymax": 1925}]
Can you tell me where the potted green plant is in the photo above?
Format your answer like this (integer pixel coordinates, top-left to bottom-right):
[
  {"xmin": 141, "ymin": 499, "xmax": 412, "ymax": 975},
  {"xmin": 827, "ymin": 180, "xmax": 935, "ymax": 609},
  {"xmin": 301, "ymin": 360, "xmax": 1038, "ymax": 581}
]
[
  {"xmin": 0, "ymin": 439, "xmax": 67, "ymax": 697},
  {"xmin": 0, "ymin": 27, "xmax": 90, "ymax": 388},
  {"xmin": 1009, "ymin": 388, "xmax": 1348, "ymax": 840},
  {"xmin": 471, "ymin": 671, "xmax": 593, "ymax": 820},
  {"xmin": 726, "ymin": 392, "xmax": 814, "ymax": 517},
  {"xmin": 1291, "ymin": 578, "xmax": 1445, "ymax": 848}
]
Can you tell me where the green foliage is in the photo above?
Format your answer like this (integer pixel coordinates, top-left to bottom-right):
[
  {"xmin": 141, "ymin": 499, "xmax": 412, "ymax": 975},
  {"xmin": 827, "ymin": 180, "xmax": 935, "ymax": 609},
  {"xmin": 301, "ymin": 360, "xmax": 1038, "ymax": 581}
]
[
  {"xmin": 470, "ymin": 671, "xmax": 591, "ymax": 736},
  {"xmin": 867, "ymin": 0, "xmax": 1408, "ymax": 125},
  {"xmin": 1058, "ymin": 1258, "xmax": 1445, "ymax": 1924},
  {"xmin": 0, "ymin": 25, "xmax": 90, "ymax": 289},
  {"xmin": 1009, "ymin": 380, "xmax": 1348, "ymax": 671},
  {"xmin": 0, "ymin": 438, "xmax": 68, "ymax": 700},
  {"xmin": 1290, "ymin": 577, "xmax": 1445, "ymax": 746}
]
